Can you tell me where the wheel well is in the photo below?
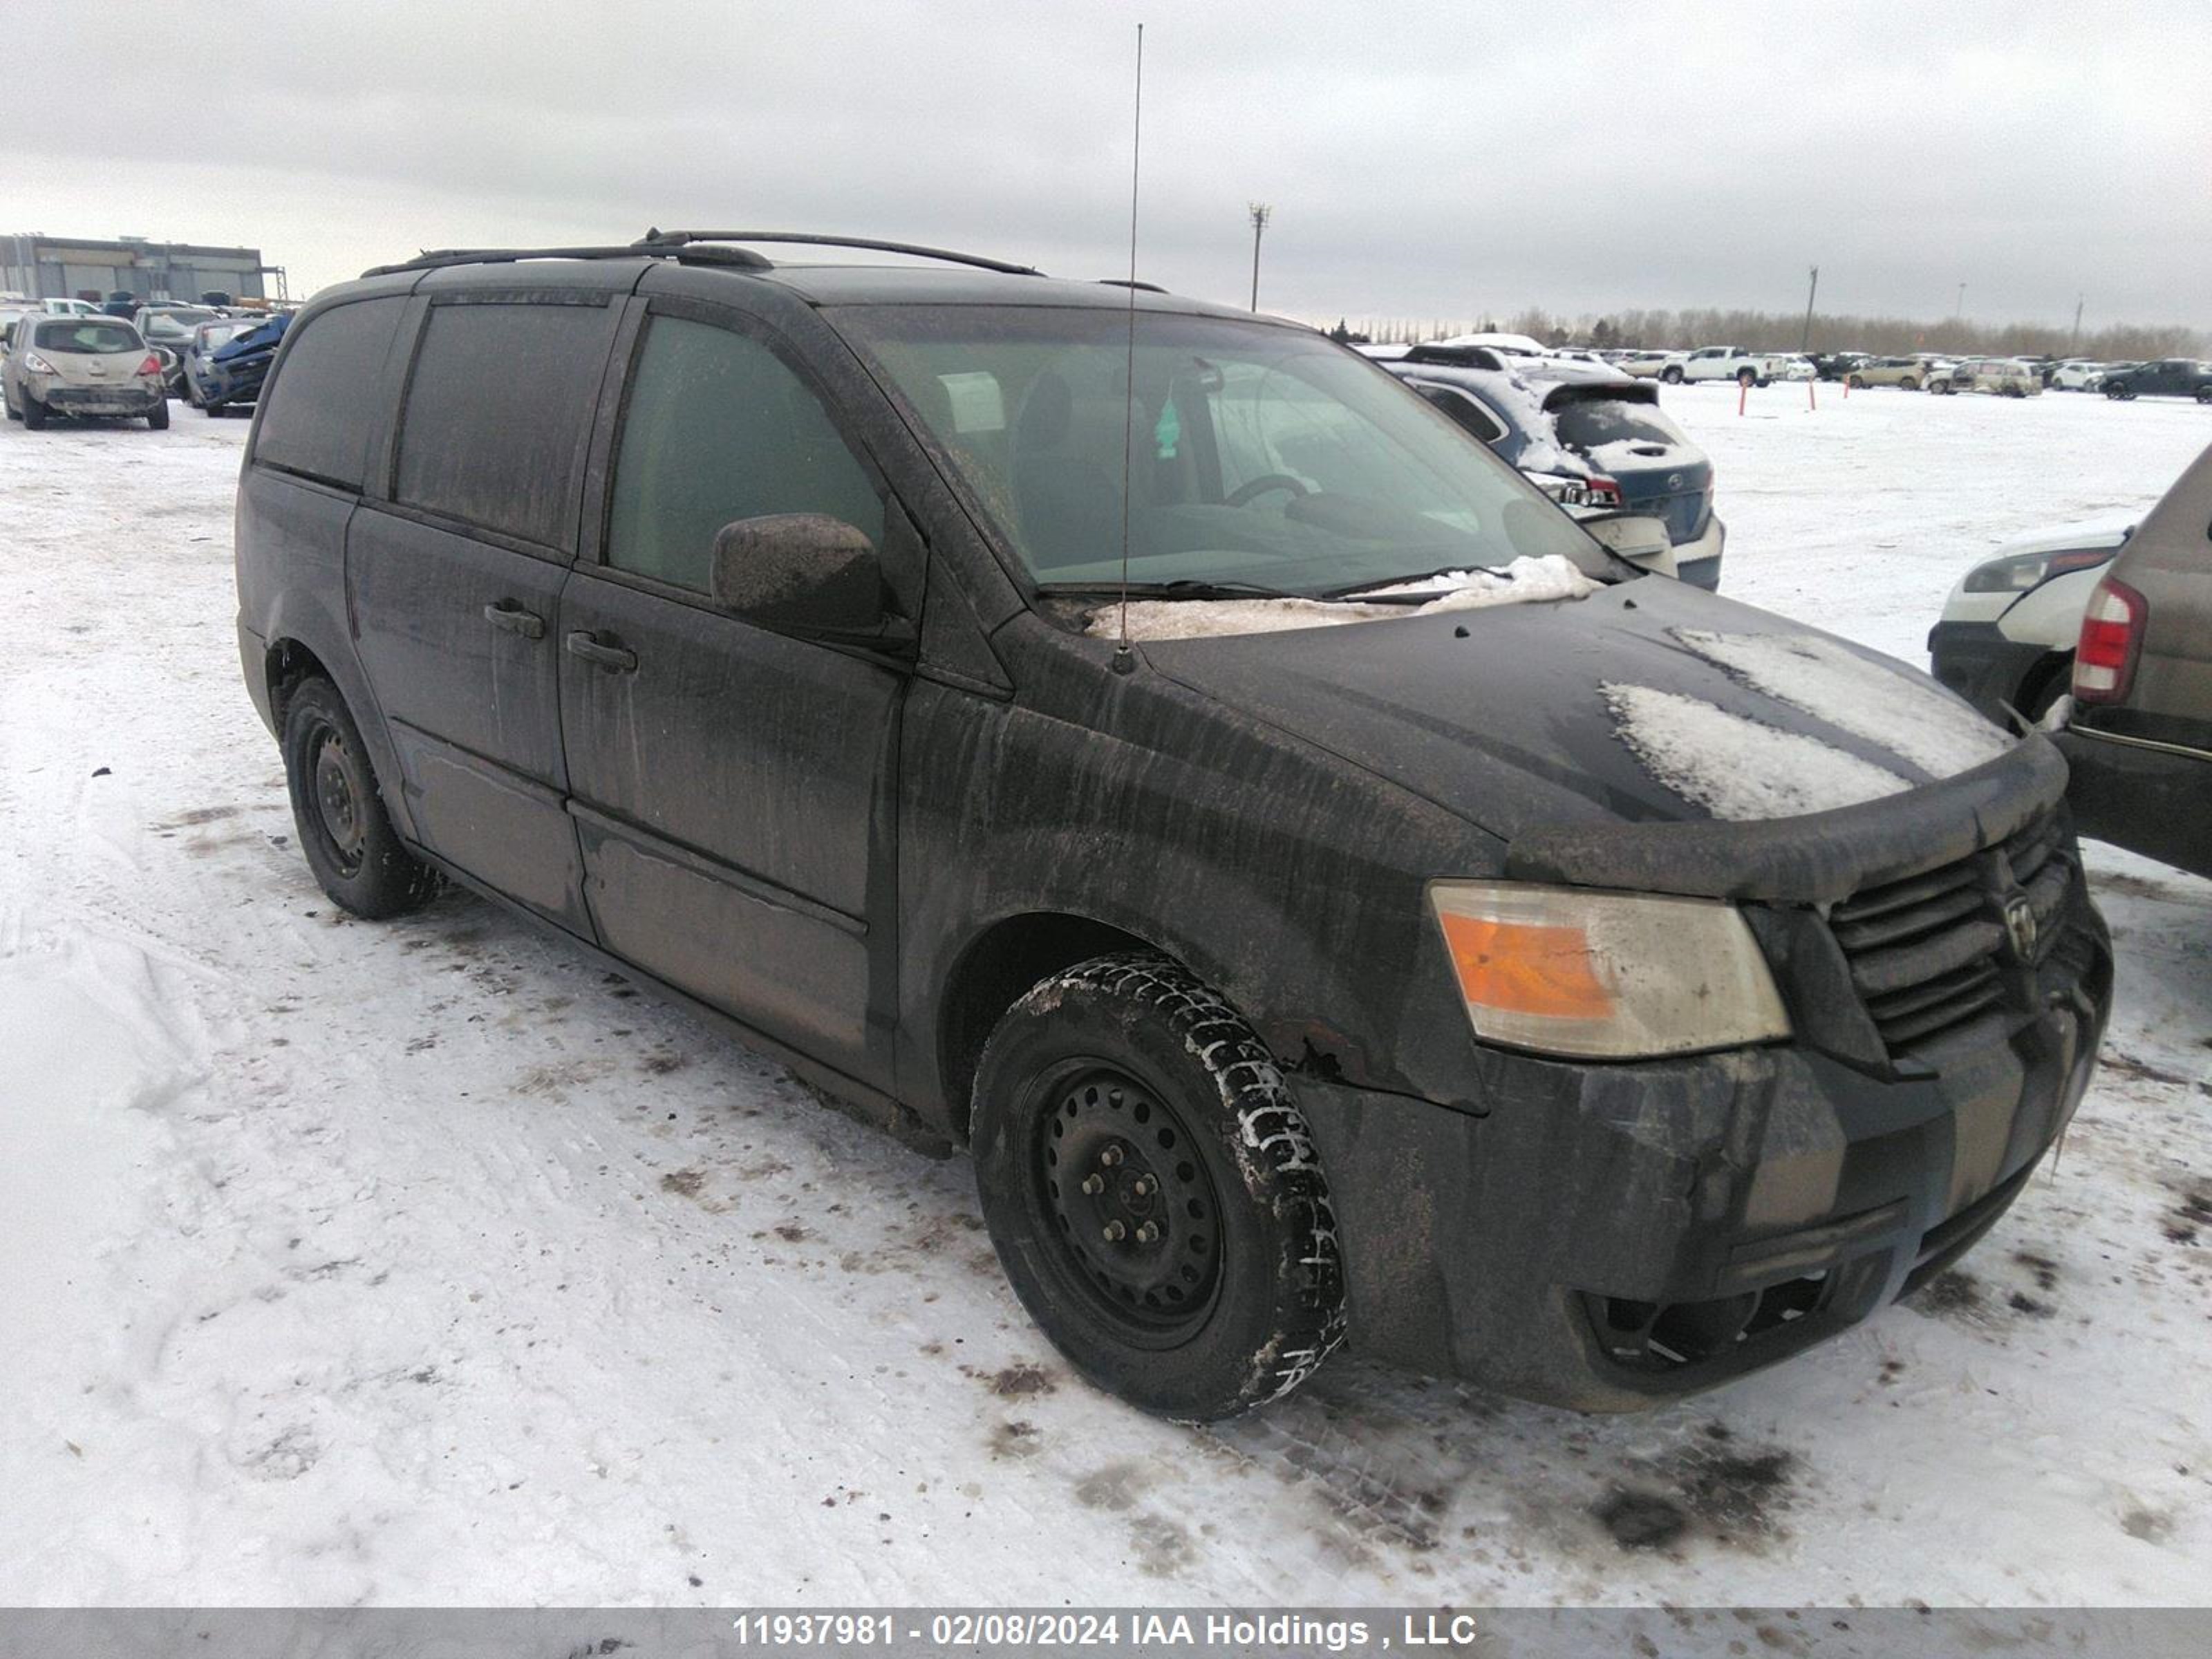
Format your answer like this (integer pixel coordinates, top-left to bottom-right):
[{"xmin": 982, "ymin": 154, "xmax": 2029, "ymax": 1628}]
[
  {"xmin": 265, "ymin": 637, "xmax": 332, "ymax": 731},
  {"xmin": 938, "ymin": 912, "xmax": 1159, "ymax": 1138}
]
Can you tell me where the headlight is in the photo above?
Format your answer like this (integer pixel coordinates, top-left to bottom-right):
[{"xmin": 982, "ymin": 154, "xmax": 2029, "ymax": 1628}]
[
  {"xmin": 1961, "ymin": 547, "xmax": 2115, "ymax": 594},
  {"xmin": 1427, "ymin": 881, "xmax": 1789, "ymax": 1059}
]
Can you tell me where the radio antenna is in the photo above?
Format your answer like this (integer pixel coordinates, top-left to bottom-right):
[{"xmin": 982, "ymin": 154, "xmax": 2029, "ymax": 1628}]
[{"xmin": 1112, "ymin": 22, "xmax": 1145, "ymax": 675}]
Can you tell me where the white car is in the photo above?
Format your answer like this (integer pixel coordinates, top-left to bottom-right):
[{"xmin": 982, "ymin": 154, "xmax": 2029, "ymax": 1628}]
[
  {"xmin": 1658, "ymin": 346, "xmax": 1800, "ymax": 386},
  {"xmin": 2047, "ymin": 359, "xmax": 2103, "ymax": 391},
  {"xmin": 1927, "ymin": 516, "xmax": 2135, "ymax": 722}
]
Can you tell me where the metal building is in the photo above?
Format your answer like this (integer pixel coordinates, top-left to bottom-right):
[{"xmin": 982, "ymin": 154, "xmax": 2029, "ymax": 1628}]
[{"xmin": 1, "ymin": 233, "xmax": 281, "ymax": 303}]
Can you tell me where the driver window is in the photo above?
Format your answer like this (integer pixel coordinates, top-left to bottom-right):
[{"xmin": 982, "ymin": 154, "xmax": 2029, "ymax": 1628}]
[{"xmin": 606, "ymin": 316, "xmax": 883, "ymax": 592}]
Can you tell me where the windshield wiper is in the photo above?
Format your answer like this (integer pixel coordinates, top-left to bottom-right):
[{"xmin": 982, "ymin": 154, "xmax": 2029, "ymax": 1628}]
[
  {"xmin": 1326, "ymin": 563, "xmax": 1511, "ymax": 599},
  {"xmin": 1044, "ymin": 578, "xmax": 1300, "ymax": 601}
]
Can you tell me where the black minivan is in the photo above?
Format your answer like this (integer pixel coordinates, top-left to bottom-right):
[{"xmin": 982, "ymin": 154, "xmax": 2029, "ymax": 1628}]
[{"xmin": 235, "ymin": 233, "xmax": 2112, "ymax": 1421}]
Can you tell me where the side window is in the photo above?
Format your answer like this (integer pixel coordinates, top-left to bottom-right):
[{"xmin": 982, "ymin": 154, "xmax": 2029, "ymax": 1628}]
[
  {"xmin": 605, "ymin": 315, "xmax": 883, "ymax": 592},
  {"xmin": 394, "ymin": 300, "xmax": 615, "ymax": 550},
  {"xmin": 1415, "ymin": 384, "xmax": 1506, "ymax": 444},
  {"xmin": 253, "ymin": 298, "xmax": 406, "ymax": 490}
]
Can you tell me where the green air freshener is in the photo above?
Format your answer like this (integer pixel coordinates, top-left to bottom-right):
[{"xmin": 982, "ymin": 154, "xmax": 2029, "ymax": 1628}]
[{"xmin": 1154, "ymin": 400, "xmax": 1181, "ymax": 460}]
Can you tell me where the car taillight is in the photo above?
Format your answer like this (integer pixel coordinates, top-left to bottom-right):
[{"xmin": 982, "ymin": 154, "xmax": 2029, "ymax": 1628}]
[
  {"xmin": 137, "ymin": 355, "xmax": 162, "ymax": 377},
  {"xmin": 1586, "ymin": 474, "xmax": 1623, "ymax": 508},
  {"xmin": 2072, "ymin": 575, "xmax": 2146, "ymax": 703}
]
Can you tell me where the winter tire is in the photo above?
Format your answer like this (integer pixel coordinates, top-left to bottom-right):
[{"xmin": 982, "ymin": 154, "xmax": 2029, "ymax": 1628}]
[
  {"xmin": 1846, "ymin": 374, "xmax": 1864, "ymax": 389},
  {"xmin": 147, "ymin": 399, "xmax": 169, "ymax": 430},
  {"xmin": 2196, "ymin": 386, "xmax": 2211, "ymax": 404},
  {"xmin": 1902, "ymin": 376, "xmax": 1920, "ymax": 391},
  {"xmin": 281, "ymin": 677, "xmax": 442, "ymax": 919},
  {"xmin": 21, "ymin": 391, "xmax": 46, "ymax": 429},
  {"xmin": 1660, "ymin": 366, "xmax": 1683, "ymax": 384},
  {"xmin": 971, "ymin": 953, "xmax": 1347, "ymax": 1421}
]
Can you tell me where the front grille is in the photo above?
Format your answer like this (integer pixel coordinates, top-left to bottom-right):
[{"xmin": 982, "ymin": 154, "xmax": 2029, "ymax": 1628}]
[{"xmin": 1828, "ymin": 809, "xmax": 2072, "ymax": 1058}]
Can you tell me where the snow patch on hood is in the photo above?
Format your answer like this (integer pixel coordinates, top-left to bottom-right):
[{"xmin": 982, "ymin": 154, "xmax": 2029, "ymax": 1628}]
[
  {"xmin": 1091, "ymin": 555, "xmax": 1599, "ymax": 641},
  {"xmin": 1671, "ymin": 628, "xmax": 2013, "ymax": 779},
  {"xmin": 1604, "ymin": 684, "xmax": 1913, "ymax": 821}
]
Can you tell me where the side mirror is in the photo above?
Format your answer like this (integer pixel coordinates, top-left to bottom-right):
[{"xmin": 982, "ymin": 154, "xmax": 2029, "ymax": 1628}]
[
  {"xmin": 710, "ymin": 514, "xmax": 891, "ymax": 638},
  {"xmin": 1577, "ymin": 512, "xmax": 1678, "ymax": 578}
]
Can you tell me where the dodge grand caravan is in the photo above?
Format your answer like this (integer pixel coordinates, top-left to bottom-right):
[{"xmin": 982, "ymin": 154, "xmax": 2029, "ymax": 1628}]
[{"xmin": 234, "ymin": 232, "xmax": 2112, "ymax": 1421}]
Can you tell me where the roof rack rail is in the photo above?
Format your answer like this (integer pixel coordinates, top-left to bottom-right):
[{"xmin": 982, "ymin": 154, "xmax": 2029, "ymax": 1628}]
[
  {"xmin": 636, "ymin": 229, "xmax": 1042, "ymax": 277},
  {"xmin": 359, "ymin": 243, "xmax": 772, "ymax": 279},
  {"xmin": 1098, "ymin": 278, "xmax": 1167, "ymax": 294}
]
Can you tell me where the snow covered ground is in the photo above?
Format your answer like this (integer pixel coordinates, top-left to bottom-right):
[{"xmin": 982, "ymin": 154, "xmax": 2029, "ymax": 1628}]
[{"xmin": 2, "ymin": 384, "xmax": 2208, "ymax": 1608}]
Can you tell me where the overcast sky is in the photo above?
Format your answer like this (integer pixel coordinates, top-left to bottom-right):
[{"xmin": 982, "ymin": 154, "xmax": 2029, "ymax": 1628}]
[{"xmin": 11, "ymin": 1, "xmax": 2209, "ymax": 331}]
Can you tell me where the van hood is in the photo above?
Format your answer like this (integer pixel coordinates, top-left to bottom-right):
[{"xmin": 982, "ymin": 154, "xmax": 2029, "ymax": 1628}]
[{"xmin": 1138, "ymin": 574, "xmax": 2018, "ymax": 846}]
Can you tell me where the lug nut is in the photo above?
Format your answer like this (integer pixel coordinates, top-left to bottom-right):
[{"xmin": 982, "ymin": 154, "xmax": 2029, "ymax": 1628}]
[
  {"xmin": 1135, "ymin": 1221, "xmax": 1160, "ymax": 1244},
  {"xmin": 1102, "ymin": 1220, "xmax": 1127, "ymax": 1242},
  {"xmin": 1100, "ymin": 1146, "xmax": 1123, "ymax": 1168},
  {"xmin": 1080, "ymin": 1174, "xmax": 1105, "ymax": 1196},
  {"xmin": 1130, "ymin": 1177, "xmax": 1153, "ymax": 1198}
]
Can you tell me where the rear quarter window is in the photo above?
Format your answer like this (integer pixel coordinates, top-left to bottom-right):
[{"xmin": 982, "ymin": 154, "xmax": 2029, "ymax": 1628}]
[
  {"xmin": 254, "ymin": 299, "xmax": 407, "ymax": 490},
  {"xmin": 393, "ymin": 299, "xmax": 617, "ymax": 551}
]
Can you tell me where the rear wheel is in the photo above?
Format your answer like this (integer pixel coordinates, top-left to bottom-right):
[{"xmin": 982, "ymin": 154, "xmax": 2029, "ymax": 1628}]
[
  {"xmin": 2195, "ymin": 386, "xmax": 2212, "ymax": 404},
  {"xmin": 281, "ymin": 677, "xmax": 442, "ymax": 919},
  {"xmin": 971, "ymin": 954, "xmax": 1347, "ymax": 1421},
  {"xmin": 1660, "ymin": 366, "xmax": 1684, "ymax": 384},
  {"xmin": 147, "ymin": 398, "xmax": 169, "ymax": 430},
  {"xmin": 1846, "ymin": 374, "xmax": 1865, "ymax": 389},
  {"xmin": 1902, "ymin": 375, "xmax": 1920, "ymax": 391}
]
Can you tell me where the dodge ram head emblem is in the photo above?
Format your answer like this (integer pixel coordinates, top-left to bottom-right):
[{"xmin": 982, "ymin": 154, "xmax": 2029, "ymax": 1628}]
[{"xmin": 2003, "ymin": 894, "xmax": 2039, "ymax": 961}]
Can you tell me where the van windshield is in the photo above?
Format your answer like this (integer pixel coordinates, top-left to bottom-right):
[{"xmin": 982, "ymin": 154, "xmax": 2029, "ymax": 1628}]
[{"xmin": 835, "ymin": 305, "xmax": 1608, "ymax": 595}]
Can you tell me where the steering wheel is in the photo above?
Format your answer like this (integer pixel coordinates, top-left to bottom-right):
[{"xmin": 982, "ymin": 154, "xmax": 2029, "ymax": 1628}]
[{"xmin": 1224, "ymin": 473, "xmax": 1310, "ymax": 508}]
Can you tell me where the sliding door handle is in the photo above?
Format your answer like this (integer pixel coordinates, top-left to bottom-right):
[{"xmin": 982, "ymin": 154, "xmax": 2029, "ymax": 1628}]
[{"xmin": 565, "ymin": 630, "xmax": 639, "ymax": 673}]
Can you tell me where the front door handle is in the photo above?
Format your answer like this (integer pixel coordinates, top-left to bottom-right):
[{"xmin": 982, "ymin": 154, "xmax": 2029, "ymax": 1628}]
[
  {"xmin": 565, "ymin": 630, "xmax": 639, "ymax": 673},
  {"xmin": 482, "ymin": 601, "xmax": 545, "ymax": 639}
]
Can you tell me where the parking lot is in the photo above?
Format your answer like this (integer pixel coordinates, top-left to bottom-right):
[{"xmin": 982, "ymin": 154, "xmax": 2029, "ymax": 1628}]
[{"xmin": 1, "ymin": 382, "xmax": 2206, "ymax": 1605}]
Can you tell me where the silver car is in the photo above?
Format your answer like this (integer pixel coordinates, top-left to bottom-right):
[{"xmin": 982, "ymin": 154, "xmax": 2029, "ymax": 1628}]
[{"xmin": 2, "ymin": 315, "xmax": 170, "ymax": 430}]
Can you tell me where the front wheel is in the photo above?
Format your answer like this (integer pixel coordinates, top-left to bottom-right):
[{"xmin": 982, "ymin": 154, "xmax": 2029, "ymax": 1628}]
[
  {"xmin": 281, "ymin": 677, "xmax": 442, "ymax": 919},
  {"xmin": 21, "ymin": 391, "xmax": 47, "ymax": 429},
  {"xmin": 971, "ymin": 954, "xmax": 1347, "ymax": 1421}
]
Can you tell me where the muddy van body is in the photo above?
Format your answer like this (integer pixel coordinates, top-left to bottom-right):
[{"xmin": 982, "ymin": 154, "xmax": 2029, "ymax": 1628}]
[{"xmin": 234, "ymin": 235, "xmax": 2111, "ymax": 1419}]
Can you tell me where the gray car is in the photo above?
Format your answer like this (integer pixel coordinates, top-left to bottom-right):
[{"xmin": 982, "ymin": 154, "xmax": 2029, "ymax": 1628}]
[
  {"xmin": 2057, "ymin": 441, "xmax": 2212, "ymax": 879},
  {"xmin": 2, "ymin": 315, "xmax": 170, "ymax": 429}
]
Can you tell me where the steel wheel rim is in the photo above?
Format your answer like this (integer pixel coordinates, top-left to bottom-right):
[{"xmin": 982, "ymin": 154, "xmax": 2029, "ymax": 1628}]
[
  {"xmin": 310, "ymin": 725, "xmax": 367, "ymax": 876},
  {"xmin": 1032, "ymin": 1062, "xmax": 1224, "ymax": 1344}
]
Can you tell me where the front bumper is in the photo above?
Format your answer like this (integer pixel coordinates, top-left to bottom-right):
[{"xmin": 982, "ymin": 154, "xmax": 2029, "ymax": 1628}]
[{"xmin": 1301, "ymin": 910, "xmax": 2108, "ymax": 1409}]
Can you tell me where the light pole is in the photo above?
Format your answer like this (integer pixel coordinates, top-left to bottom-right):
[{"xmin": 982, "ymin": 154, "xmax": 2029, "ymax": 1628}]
[
  {"xmin": 2072, "ymin": 295, "xmax": 2084, "ymax": 353},
  {"xmin": 1248, "ymin": 203, "xmax": 1271, "ymax": 312},
  {"xmin": 1954, "ymin": 282, "xmax": 1966, "ymax": 319},
  {"xmin": 1800, "ymin": 265, "xmax": 1819, "ymax": 352}
]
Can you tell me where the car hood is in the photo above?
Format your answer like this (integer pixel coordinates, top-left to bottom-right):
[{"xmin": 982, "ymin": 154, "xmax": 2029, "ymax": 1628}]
[{"xmin": 1139, "ymin": 574, "xmax": 2019, "ymax": 846}]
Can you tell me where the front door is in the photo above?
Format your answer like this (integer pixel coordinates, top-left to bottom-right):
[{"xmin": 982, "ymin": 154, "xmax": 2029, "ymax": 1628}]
[{"xmin": 558, "ymin": 303, "xmax": 912, "ymax": 1082}]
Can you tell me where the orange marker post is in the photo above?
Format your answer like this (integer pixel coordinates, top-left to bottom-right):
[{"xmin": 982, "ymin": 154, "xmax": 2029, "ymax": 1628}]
[
  {"xmin": 1809, "ymin": 377, "xmax": 1818, "ymax": 411},
  {"xmin": 1738, "ymin": 379, "xmax": 1748, "ymax": 416}
]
